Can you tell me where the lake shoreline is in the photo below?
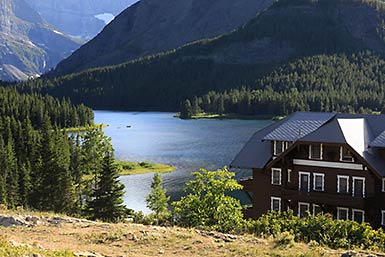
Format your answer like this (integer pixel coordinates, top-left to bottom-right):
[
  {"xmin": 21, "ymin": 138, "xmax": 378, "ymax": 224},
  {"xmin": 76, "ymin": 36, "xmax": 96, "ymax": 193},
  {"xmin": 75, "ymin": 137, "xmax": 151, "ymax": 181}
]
[
  {"xmin": 175, "ymin": 112, "xmax": 284, "ymax": 121},
  {"xmin": 117, "ymin": 160, "xmax": 176, "ymax": 176}
]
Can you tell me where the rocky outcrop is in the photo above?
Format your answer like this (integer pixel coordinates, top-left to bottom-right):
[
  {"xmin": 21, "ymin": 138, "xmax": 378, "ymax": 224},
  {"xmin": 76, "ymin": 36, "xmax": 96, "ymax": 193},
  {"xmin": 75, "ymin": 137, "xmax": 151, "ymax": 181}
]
[
  {"xmin": 51, "ymin": 0, "xmax": 275, "ymax": 76},
  {"xmin": 0, "ymin": 214, "xmax": 96, "ymax": 227},
  {"xmin": 0, "ymin": 0, "xmax": 80, "ymax": 81}
]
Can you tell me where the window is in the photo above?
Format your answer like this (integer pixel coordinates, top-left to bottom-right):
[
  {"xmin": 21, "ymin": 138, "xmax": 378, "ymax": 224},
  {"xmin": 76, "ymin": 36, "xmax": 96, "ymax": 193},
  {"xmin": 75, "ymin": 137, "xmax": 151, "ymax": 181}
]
[
  {"xmin": 382, "ymin": 178, "xmax": 385, "ymax": 193},
  {"xmin": 309, "ymin": 144, "xmax": 322, "ymax": 160},
  {"xmin": 337, "ymin": 175, "xmax": 349, "ymax": 194},
  {"xmin": 271, "ymin": 197, "xmax": 281, "ymax": 212},
  {"xmin": 299, "ymin": 172, "xmax": 310, "ymax": 192},
  {"xmin": 313, "ymin": 173, "xmax": 325, "ymax": 191},
  {"xmin": 313, "ymin": 204, "xmax": 323, "ymax": 216},
  {"xmin": 382, "ymin": 211, "xmax": 385, "ymax": 226},
  {"xmin": 352, "ymin": 209, "xmax": 365, "ymax": 223},
  {"xmin": 274, "ymin": 141, "xmax": 284, "ymax": 156},
  {"xmin": 340, "ymin": 146, "xmax": 354, "ymax": 162},
  {"xmin": 271, "ymin": 168, "xmax": 282, "ymax": 185},
  {"xmin": 298, "ymin": 202, "xmax": 310, "ymax": 218},
  {"xmin": 352, "ymin": 177, "xmax": 365, "ymax": 198},
  {"xmin": 288, "ymin": 169, "xmax": 292, "ymax": 183},
  {"xmin": 337, "ymin": 207, "xmax": 349, "ymax": 220}
]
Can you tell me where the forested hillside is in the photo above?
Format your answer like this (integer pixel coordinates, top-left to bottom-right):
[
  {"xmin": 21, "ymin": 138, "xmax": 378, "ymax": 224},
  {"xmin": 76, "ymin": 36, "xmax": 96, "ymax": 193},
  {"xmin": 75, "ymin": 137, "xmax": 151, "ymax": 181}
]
[
  {"xmin": 0, "ymin": 88, "xmax": 126, "ymax": 221},
  {"xmin": 181, "ymin": 52, "xmax": 385, "ymax": 117},
  {"xmin": 17, "ymin": 0, "xmax": 385, "ymax": 113}
]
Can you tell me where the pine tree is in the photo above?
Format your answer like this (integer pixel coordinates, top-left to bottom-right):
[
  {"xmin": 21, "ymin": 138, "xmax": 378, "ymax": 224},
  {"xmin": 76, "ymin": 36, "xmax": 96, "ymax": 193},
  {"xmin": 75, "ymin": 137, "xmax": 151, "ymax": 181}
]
[
  {"xmin": 146, "ymin": 173, "xmax": 170, "ymax": 224},
  {"xmin": 87, "ymin": 151, "xmax": 127, "ymax": 222},
  {"xmin": 180, "ymin": 100, "xmax": 193, "ymax": 119}
]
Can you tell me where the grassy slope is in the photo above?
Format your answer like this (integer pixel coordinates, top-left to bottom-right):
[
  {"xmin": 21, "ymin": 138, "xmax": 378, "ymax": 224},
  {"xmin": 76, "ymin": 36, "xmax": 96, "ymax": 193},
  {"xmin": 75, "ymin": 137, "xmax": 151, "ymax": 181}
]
[
  {"xmin": 117, "ymin": 160, "xmax": 176, "ymax": 175},
  {"xmin": 0, "ymin": 210, "xmax": 349, "ymax": 257}
]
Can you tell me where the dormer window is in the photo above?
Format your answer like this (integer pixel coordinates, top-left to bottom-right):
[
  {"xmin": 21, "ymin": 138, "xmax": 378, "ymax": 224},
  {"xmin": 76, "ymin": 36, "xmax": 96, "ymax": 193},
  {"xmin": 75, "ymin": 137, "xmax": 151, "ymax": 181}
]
[
  {"xmin": 340, "ymin": 146, "xmax": 354, "ymax": 162},
  {"xmin": 309, "ymin": 144, "xmax": 322, "ymax": 160},
  {"xmin": 273, "ymin": 141, "xmax": 293, "ymax": 156},
  {"xmin": 274, "ymin": 141, "xmax": 284, "ymax": 155}
]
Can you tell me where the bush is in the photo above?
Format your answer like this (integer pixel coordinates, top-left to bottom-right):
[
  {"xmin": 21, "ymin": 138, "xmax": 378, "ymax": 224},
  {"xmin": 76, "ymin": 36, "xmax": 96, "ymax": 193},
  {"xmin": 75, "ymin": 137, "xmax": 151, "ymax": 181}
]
[
  {"xmin": 172, "ymin": 167, "xmax": 244, "ymax": 233},
  {"xmin": 274, "ymin": 231, "xmax": 295, "ymax": 249},
  {"xmin": 250, "ymin": 211, "xmax": 385, "ymax": 251}
]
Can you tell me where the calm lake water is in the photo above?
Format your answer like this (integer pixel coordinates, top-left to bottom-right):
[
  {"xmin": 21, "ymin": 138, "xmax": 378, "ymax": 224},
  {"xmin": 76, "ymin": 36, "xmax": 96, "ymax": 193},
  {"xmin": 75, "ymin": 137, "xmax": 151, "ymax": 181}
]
[{"xmin": 94, "ymin": 111, "xmax": 271, "ymax": 213}]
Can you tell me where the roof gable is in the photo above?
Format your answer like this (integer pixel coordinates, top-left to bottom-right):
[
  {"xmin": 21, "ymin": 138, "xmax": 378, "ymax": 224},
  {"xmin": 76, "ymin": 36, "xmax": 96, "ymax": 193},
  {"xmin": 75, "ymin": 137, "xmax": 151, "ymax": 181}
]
[{"xmin": 263, "ymin": 112, "xmax": 335, "ymax": 142}]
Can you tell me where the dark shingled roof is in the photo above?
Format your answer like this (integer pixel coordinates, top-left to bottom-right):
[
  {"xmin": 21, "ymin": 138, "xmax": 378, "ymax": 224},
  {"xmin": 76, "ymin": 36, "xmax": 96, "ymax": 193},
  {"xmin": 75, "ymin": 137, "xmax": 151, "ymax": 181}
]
[
  {"xmin": 263, "ymin": 112, "xmax": 335, "ymax": 142},
  {"xmin": 370, "ymin": 130, "xmax": 385, "ymax": 148},
  {"xmin": 230, "ymin": 117, "xmax": 288, "ymax": 169},
  {"xmin": 231, "ymin": 112, "xmax": 385, "ymax": 177}
]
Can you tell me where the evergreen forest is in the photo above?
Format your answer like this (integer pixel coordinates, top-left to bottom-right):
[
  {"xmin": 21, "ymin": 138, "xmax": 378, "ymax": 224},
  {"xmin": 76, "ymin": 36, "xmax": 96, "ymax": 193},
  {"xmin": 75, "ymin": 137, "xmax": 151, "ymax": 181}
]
[{"xmin": 0, "ymin": 87, "xmax": 126, "ymax": 221}]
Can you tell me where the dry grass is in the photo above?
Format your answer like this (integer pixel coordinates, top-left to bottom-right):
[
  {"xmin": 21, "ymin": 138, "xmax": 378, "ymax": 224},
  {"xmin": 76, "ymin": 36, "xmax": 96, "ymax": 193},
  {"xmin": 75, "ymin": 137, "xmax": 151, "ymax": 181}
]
[{"xmin": 0, "ymin": 210, "xmax": 345, "ymax": 257}]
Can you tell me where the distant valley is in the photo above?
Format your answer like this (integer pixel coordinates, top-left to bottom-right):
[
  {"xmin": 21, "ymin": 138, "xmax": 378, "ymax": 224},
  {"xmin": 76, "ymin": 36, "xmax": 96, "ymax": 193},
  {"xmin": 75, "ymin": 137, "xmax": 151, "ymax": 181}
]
[
  {"xmin": 24, "ymin": 0, "xmax": 137, "ymax": 40},
  {"xmin": 0, "ymin": 0, "xmax": 81, "ymax": 81}
]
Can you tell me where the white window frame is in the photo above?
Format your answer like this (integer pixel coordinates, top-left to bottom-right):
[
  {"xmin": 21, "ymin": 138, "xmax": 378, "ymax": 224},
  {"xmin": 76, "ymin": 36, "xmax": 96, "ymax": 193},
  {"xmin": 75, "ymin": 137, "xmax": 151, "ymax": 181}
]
[
  {"xmin": 313, "ymin": 173, "xmax": 325, "ymax": 191},
  {"xmin": 337, "ymin": 207, "xmax": 349, "ymax": 220},
  {"xmin": 309, "ymin": 143, "xmax": 323, "ymax": 160},
  {"xmin": 352, "ymin": 176, "xmax": 366, "ymax": 198},
  {"xmin": 382, "ymin": 178, "xmax": 385, "ymax": 193},
  {"xmin": 340, "ymin": 146, "xmax": 354, "ymax": 162},
  {"xmin": 298, "ymin": 171, "xmax": 311, "ymax": 192},
  {"xmin": 271, "ymin": 197, "xmax": 281, "ymax": 212},
  {"xmin": 298, "ymin": 202, "xmax": 310, "ymax": 217},
  {"xmin": 382, "ymin": 210, "xmax": 385, "ymax": 226},
  {"xmin": 274, "ymin": 141, "xmax": 285, "ymax": 156},
  {"xmin": 288, "ymin": 169, "xmax": 292, "ymax": 183},
  {"xmin": 337, "ymin": 175, "xmax": 350, "ymax": 194},
  {"xmin": 313, "ymin": 204, "xmax": 323, "ymax": 216},
  {"xmin": 352, "ymin": 209, "xmax": 365, "ymax": 223},
  {"xmin": 271, "ymin": 168, "xmax": 282, "ymax": 185}
]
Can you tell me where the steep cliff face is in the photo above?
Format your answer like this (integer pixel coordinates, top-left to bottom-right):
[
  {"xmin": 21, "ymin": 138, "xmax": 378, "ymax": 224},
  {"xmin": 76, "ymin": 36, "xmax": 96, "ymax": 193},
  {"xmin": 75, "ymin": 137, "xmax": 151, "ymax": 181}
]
[
  {"xmin": 0, "ymin": 0, "xmax": 80, "ymax": 81},
  {"xmin": 24, "ymin": 0, "xmax": 138, "ymax": 40},
  {"xmin": 51, "ymin": 0, "xmax": 274, "ymax": 76}
]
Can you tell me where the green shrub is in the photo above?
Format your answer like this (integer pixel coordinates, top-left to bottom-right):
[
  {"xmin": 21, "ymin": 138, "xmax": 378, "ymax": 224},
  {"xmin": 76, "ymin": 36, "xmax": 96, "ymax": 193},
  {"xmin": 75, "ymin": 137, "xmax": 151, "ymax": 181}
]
[
  {"xmin": 274, "ymin": 231, "xmax": 295, "ymax": 249},
  {"xmin": 250, "ymin": 211, "xmax": 385, "ymax": 251}
]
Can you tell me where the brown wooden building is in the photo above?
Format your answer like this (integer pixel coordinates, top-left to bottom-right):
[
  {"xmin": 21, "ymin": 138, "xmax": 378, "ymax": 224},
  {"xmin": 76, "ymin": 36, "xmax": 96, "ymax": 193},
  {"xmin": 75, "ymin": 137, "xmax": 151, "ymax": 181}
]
[{"xmin": 231, "ymin": 112, "xmax": 385, "ymax": 227}]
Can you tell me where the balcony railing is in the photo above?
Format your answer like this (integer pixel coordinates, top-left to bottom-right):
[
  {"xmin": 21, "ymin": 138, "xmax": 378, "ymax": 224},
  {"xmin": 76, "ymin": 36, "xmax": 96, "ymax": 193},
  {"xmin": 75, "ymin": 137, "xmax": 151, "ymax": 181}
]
[{"xmin": 293, "ymin": 159, "xmax": 363, "ymax": 170}]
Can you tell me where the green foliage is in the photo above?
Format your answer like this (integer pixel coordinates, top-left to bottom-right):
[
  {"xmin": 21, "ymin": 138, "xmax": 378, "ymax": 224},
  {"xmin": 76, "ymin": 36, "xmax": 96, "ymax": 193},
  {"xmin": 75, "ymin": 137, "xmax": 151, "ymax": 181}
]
[
  {"xmin": 0, "ymin": 87, "xmax": 125, "ymax": 222},
  {"xmin": 185, "ymin": 52, "xmax": 385, "ymax": 116},
  {"xmin": 87, "ymin": 150, "xmax": 127, "ymax": 222},
  {"xmin": 145, "ymin": 173, "xmax": 171, "ymax": 224},
  {"xmin": 172, "ymin": 167, "xmax": 244, "ymax": 233},
  {"xmin": 274, "ymin": 231, "xmax": 295, "ymax": 249},
  {"xmin": 249, "ymin": 211, "xmax": 385, "ymax": 251}
]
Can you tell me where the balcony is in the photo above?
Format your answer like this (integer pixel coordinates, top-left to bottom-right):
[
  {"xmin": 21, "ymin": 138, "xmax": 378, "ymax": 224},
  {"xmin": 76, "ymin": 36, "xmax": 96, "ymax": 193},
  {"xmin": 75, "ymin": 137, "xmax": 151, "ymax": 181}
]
[
  {"xmin": 292, "ymin": 159, "xmax": 363, "ymax": 170},
  {"xmin": 282, "ymin": 188, "xmax": 369, "ymax": 209},
  {"xmin": 240, "ymin": 176, "xmax": 253, "ymax": 192}
]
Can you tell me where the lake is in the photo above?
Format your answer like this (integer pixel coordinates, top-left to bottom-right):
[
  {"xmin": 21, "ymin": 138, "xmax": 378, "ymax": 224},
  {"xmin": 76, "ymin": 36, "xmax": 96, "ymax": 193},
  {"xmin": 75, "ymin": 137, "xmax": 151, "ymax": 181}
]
[{"xmin": 94, "ymin": 111, "xmax": 271, "ymax": 213}]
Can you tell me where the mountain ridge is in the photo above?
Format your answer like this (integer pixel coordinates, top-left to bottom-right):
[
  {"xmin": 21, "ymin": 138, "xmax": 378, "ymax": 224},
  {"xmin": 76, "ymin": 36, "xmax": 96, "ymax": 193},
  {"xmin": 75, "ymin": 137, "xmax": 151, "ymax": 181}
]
[
  {"xmin": 50, "ymin": 0, "xmax": 275, "ymax": 76},
  {"xmin": 0, "ymin": 0, "xmax": 81, "ymax": 81},
  {"xmin": 20, "ymin": 0, "xmax": 385, "ymax": 112}
]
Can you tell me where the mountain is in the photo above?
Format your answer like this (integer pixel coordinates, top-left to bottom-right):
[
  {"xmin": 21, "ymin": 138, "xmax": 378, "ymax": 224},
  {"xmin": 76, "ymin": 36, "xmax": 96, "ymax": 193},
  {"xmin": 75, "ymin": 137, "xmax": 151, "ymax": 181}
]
[
  {"xmin": 19, "ymin": 0, "xmax": 385, "ymax": 112},
  {"xmin": 0, "ymin": 0, "xmax": 80, "ymax": 81},
  {"xmin": 24, "ymin": 0, "xmax": 137, "ymax": 41},
  {"xmin": 50, "ymin": 0, "xmax": 275, "ymax": 76}
]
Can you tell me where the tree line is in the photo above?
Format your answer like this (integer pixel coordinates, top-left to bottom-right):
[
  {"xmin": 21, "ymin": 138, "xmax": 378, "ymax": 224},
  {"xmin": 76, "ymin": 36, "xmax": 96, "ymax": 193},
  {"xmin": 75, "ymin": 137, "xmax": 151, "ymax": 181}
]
[
  {"xmin": 180, "ymin": 51, "xmax": 385, "ymax": 118},
  {"xmin": 0, "ymin": 87, "xmax": 126, "ymax": 222}
]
